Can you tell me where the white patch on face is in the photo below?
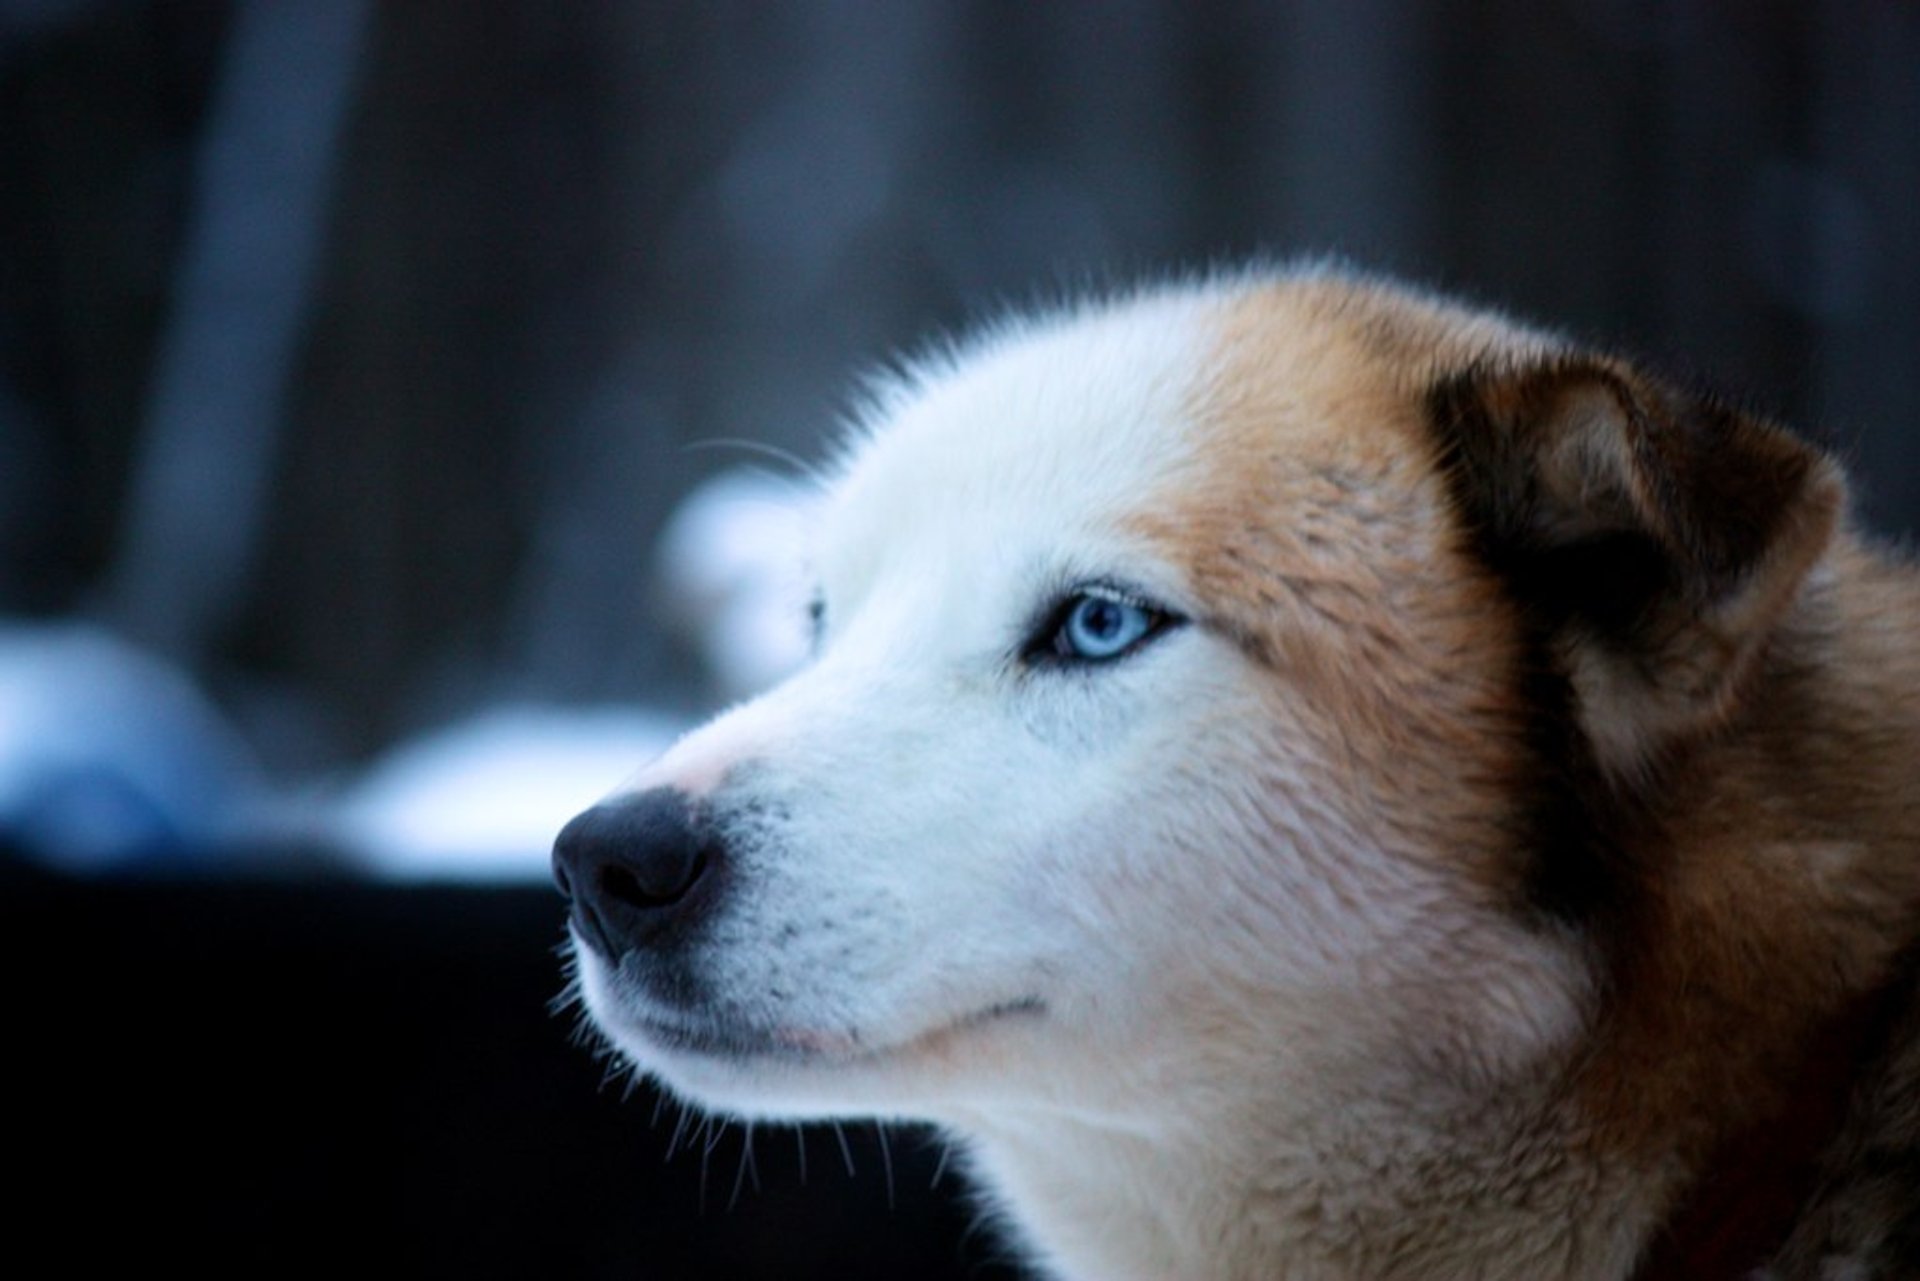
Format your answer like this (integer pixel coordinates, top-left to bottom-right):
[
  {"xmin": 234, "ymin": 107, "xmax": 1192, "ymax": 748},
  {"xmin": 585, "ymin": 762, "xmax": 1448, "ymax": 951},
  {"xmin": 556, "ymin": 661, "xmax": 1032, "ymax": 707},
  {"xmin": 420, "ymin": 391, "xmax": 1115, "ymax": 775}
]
[{"xmin": 574, "ymin": 289, "xmax": 1242, "ymax": 1110}]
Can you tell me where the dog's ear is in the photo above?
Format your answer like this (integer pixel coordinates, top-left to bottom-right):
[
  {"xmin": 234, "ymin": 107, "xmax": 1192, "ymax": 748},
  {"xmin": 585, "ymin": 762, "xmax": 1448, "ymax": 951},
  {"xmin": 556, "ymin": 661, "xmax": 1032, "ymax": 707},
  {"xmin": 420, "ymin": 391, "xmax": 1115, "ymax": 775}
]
[{"xmin": 1428, "ymin": 354, "xmax": 1843, "ymax": 775}]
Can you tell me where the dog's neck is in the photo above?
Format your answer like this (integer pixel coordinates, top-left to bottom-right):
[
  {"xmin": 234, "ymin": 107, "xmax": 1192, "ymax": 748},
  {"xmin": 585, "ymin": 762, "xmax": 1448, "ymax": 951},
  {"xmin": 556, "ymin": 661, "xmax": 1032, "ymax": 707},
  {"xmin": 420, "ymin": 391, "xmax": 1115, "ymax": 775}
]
[
  {"xmin": 938, "ymin": 896, "xmax": 1654, "ymax": 1279},
  {"xmin": 955, "ymin": 976, "xmax": 1906, "ymax": 1281},
  {"xmin": 951, "ymin": 1059, "xmax": 1661, "ymax": 1281}
]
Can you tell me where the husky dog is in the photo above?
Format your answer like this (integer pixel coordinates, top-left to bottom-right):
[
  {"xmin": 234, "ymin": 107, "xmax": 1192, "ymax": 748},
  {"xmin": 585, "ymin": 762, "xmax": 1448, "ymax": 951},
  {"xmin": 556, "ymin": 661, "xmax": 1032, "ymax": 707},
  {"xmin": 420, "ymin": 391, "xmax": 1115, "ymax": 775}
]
[{"xmin": 553, "ymin": 266, "xmax": 1920, "ymax": 1280}]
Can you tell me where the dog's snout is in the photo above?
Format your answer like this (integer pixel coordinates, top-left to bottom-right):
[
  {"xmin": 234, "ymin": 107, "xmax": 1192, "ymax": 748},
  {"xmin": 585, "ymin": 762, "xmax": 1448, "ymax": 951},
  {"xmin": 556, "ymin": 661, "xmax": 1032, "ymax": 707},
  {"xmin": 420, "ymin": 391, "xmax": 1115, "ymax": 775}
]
[{"xmin": 552, "ymin": 788, "xmax": 717, "ymax": 959}]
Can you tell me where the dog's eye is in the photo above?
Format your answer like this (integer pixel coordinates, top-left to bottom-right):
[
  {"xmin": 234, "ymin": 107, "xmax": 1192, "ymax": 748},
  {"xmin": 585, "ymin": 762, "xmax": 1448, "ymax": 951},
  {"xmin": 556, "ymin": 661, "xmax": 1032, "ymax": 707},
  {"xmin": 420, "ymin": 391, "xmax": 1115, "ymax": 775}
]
[{"xmin": 1034, "ymin": 588, "xmax": 1176, "ymax": 664}]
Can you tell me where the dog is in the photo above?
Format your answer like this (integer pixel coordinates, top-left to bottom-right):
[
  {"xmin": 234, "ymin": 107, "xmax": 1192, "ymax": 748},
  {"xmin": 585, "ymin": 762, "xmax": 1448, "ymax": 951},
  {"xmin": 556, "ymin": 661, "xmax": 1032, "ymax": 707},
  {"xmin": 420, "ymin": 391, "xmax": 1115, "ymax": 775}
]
[{"xmin": 553, "ymin": 264, "xmax": 1920, "ymax": 1280}]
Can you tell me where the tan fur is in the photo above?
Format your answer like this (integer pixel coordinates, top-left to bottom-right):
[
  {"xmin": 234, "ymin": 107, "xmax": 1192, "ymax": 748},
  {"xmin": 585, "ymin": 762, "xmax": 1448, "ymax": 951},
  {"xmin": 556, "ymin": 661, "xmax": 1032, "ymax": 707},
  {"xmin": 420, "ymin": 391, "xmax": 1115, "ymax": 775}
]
[
  {"xmin": 1134, "ymin": 273, "xmax": 1920, "ymax": 1276},
  {"xmin": 1158, "ymin": 279, "xmax": 1534, "ymax": 891}
]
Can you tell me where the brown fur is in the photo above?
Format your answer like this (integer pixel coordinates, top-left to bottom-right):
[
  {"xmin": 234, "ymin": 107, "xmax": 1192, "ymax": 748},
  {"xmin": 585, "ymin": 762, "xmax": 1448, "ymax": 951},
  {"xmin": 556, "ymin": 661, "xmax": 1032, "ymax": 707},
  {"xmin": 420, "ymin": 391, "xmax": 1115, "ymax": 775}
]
[
  {"xmin": 1134, "ymin": 282, "xmax": 1527, "ymax": 895},
  {"xmin": 1151, "ymin": 271, "xmax": 1920, "ymax": 1276}
]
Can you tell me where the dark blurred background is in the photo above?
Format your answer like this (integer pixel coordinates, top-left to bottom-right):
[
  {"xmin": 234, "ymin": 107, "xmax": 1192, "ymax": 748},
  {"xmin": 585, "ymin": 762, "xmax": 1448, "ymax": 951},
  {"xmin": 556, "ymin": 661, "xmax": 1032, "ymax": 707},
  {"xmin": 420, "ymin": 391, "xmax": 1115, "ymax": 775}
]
[{"xmin": 5, "ymin": 1, "xmax": 1916, "ymax": 1277}]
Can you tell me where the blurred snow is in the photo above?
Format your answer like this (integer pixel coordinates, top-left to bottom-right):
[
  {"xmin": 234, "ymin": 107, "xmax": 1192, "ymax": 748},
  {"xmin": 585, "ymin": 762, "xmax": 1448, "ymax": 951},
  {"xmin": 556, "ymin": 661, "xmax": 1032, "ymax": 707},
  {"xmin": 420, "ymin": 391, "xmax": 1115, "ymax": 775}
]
[
  {"xmin": 0, "ymin": 623, "xmax": 262, "ymax": 871},
  {"xmin": 0, "ymin": 468, "xmax": 810, "ymax": 882},
  {"xmin": 328, "ymin": 705, "xmax": 681, "ymax": 883},
  {"xmin": 655, "ymin": 468, "xmax": 814, "ymax": 702},
  {"xmin": 323, "ymin": 467, "xmax": 809, "ymax": 882}
]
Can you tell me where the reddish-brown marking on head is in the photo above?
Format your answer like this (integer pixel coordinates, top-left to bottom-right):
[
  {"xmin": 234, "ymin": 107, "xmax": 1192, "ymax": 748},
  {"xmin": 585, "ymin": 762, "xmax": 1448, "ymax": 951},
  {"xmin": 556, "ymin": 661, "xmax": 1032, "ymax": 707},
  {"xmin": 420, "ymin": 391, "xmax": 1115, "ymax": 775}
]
[
  {"xmin": 1128, "ymin": 269, "xmax": 1920, "ymax": 1209},
  {"xmin": 1125, "ymin": 274, "xmax": 1547, "ymax": 907}
]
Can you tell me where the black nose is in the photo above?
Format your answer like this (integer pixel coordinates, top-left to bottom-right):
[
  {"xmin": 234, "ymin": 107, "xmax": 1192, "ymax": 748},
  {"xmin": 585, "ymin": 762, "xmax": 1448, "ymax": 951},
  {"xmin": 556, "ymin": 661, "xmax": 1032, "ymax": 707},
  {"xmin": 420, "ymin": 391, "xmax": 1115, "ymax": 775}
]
[{"xmin": 552, "ymin": 788, "xmax": 718, "ymax": 960}]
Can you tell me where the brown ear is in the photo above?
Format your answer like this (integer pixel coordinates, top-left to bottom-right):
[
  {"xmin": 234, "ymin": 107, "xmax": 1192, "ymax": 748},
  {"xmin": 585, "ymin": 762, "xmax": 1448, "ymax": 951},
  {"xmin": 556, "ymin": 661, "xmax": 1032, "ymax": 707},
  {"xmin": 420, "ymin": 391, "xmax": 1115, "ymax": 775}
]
[{"xmin": 1428, "ymin": 354, "xmax": 1843, "ymax": 774}]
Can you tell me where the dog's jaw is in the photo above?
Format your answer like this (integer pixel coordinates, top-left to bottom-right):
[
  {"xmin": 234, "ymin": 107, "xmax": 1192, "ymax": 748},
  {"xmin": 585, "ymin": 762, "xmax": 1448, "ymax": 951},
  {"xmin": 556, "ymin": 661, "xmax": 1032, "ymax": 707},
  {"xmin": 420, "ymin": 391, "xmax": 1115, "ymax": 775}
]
[
  {"xmin": 574, "ymin": 929, "xmax": 1059, "ymax": 1118},
  {"xmin": 955, "ymin": 1050, "xmax": 1662, "ymax": 1281}
]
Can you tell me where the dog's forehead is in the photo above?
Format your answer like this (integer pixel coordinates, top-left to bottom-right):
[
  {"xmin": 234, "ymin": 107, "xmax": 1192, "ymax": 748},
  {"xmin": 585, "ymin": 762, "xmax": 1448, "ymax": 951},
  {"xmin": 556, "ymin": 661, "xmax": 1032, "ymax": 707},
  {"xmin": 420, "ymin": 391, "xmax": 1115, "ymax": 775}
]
[
  {"xmin": 818, "ymin": 288, "xmax": 1228, "ymax": 597},
  {"xmin": 815, "ymin": 273, "xmax": 1542, "ymax": 618}
]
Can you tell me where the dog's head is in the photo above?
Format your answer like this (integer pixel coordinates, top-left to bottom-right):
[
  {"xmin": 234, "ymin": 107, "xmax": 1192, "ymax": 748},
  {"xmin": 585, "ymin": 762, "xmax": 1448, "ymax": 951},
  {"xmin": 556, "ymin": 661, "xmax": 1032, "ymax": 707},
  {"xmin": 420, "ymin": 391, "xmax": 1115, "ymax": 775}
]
[{"xmin": 554, "ymin": 268, "xmax": 1841, "ymax": 1129}]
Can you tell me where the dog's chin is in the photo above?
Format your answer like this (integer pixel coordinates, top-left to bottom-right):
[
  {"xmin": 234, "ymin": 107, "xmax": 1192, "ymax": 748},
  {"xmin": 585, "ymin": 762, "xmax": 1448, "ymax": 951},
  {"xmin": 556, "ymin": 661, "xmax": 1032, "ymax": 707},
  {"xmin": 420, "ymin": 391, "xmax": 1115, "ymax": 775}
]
[{"xmin": 581, "ymin": 964, "xmax": 1047, "ymax": 1117}]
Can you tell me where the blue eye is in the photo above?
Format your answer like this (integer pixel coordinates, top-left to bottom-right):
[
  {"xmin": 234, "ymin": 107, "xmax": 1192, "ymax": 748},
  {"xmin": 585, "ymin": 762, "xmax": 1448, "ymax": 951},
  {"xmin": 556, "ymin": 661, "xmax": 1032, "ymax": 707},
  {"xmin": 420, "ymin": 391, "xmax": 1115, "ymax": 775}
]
[{"xmin": 1037, "ymin": 588, "xmax": 1176, "ymax": 664}]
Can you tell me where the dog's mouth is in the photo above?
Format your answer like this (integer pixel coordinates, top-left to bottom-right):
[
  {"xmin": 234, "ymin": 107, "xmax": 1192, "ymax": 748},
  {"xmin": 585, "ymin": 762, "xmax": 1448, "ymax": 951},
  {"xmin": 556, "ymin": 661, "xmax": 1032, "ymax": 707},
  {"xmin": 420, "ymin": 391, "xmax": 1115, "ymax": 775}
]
[{"xmin": 619, "ymin": 995, "xmax": 1048, "ymax": 1068}]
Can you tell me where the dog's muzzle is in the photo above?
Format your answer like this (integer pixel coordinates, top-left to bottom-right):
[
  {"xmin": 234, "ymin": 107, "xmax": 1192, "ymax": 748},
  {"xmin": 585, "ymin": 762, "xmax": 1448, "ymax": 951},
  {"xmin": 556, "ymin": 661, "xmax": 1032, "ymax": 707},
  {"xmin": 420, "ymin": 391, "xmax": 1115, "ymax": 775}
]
[{"xmin": 551, "ymin": 787, "xmax": 718, "ymax": 961}]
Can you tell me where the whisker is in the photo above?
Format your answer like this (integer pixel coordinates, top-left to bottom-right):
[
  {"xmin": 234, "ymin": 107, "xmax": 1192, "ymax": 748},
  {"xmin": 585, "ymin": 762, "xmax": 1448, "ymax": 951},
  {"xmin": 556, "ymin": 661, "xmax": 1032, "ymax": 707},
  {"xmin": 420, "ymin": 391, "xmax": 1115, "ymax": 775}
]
[
  {"xmin": 697, "ymin": 1115, "xmax": 729, "ymax": 1216},
  {"xmin": 681, "ymin": 436, "xmax": 820, "ymax": 484},
  {"xmin": 877, "ymin": 1122, "xmax": 897, "ymax": 1212},
  {"xmin": 928, "ymin": 1136, "xmax": 953, "ymax": 1190},
  {"xmin": 831, "ymin": 1120, "xmax": 857, "ymax": 1178},
  {"xmin": 697, "ymin": 1123, "xmax": 712, "ymax": 1215},
  {"xmin": 666, "ymin": 1102, "xmax": 694, "ymax": 1161},
  {"xmin": 728, "ymin": 1121, "xmax": 758, "ymax": 1211},
  {"xmin": 546, "ymin": 977, "xmax": 582, "ymax": 1018}
]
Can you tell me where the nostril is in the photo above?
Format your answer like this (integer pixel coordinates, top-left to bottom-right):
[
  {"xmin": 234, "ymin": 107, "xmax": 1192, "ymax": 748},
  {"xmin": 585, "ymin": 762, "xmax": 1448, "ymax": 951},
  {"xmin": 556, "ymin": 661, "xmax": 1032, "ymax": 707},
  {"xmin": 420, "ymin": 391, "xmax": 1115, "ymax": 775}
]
[
  {"xmin": 597, "ymin": 862, "xmax": 638, "ymax": 905},
  {"xmin": 597, "ymin": 846, "xmax": 709, "ymax": 909}
]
